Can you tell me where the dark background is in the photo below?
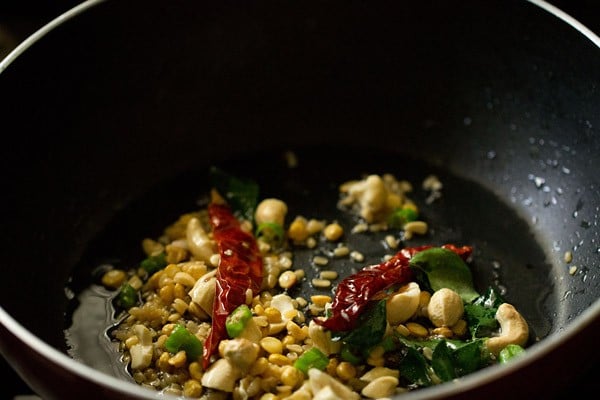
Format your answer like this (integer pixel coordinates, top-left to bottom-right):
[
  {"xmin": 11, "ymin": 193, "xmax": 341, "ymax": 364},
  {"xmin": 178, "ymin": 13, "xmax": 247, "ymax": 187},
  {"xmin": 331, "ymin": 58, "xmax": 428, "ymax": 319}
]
[{"xmin": 1, "ymin": 0, "xmax": 599, "ymax": 398}]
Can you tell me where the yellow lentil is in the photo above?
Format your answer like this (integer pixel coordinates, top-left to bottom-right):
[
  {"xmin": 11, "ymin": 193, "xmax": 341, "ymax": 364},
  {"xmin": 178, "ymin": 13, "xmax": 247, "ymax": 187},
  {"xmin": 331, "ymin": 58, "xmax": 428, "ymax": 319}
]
[
  {"xmin": 286, "ymin": 321, "xmax": 308, "ymax": 341},
  {"xmin": 312, "ymin": 256, "xmax": 329, "ymax": 266},
  {"xmin": 280, "ymin": 365, "xmax": 303, "ymax": 388},
  {"xmin": 288, "ymin": 217, "xmax": 309, "ymax": 242},
  {"xmin": 188, "ymin": 362, "xmax": 203, "ymax": 380},
  {"xmin": 260, "ymin": 337, "xmax": 284, "ymax": 354},
  {"xmin": 451, "ymin": 319, "xmax": 468, "ymax": 336},
  {"xmin": 333, "ymin": 245, "xmax": 350, "ymax": 257},
  {"xmin": 311, "ymin": 278, "xmax": 331, "ymax": 288},
  {"xmin": 168, "ymin": 350, "xmax": 187, "ymax": 367},
  {"xmin": 323, "ymin": 222, "xmax": 344, "ymax": 241},
  {"xmin": 173, "ymin": 271, "xmax": 196, "ymax": 287},
  {"xmin": 158, "ymin": 284, "xmax": 175, "ymax": 304},
  {"xmin": 278, "ymin": 270, "xmax": 297, "ymax": 289},
  {"xmin": 396, "ymin": 324, "xmax": 410, "ymax": 337},
  {"xmin": 101, "ymin": 269, "xmax": 127, "ymax": 289},
  {"xmin": 182, "ymin": 379, "xmax": 202, "ymax": 397},
  {"xmin": 432, "ymin": 326, "xmax": 453, "ymax": 338},
  {"xmin": 268, "ymin": 353, "xmax": 292, "ymax": 366},
  {"xmin": 350, "ymin": 250, "xmax": 365, "ymax": 262},
  {"xmin": 306, "ymin": 219, "xmax": 325, "ymax": 235},
  {"xmin": 310, "ymin": 295, "xmax": 332, "ymax": 308},
  {"xmin": 336, "ymin": 362, "xmax": 357, "ymax": 381},
  {"xmin": 294, "ymin": 269, "xmax": 306, "ymax": 281},
  {"xmin": 319, "ymin": 270, "xmax": 338, "ymax": 280},
  {"xmin": 250, "ymin": 357, "xmax": 269, "ymax": 376},
  {"xmin": 406, "ymin": 322, "xmax": 429, "ymax": 337},
  {"xmin": 264, "ymin": 307, "xmax": 283, "ymax": 323}
]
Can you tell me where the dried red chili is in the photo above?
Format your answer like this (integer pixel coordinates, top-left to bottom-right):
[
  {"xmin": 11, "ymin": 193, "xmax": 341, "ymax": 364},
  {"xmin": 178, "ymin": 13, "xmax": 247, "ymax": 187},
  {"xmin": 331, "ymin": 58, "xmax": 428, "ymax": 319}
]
[
  {"xmin": 202, "ymin": 203, "xmax": 263, "ymax": 369},
  {"xmin": 315, "ymin": 244, "xmax": 472, "ymax": 332},
  {"xmin": 440, "ymin": 243, "xmax": 473, "ymax": 261}
]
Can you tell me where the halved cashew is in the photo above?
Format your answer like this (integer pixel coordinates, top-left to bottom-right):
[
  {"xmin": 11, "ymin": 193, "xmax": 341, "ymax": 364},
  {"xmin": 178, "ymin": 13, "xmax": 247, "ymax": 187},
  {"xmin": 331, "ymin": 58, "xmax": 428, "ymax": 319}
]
[
  {"xmin": 186, "ymin": 217, "xmax": 216, "ymax": 264},
  {"xmin": 287, "ymin": 383, "xmax": 313, "ymax": 400},
  {"xmin": 359, "ymin": 366, "xmax": 400, "ymax": 382},
  {"xmin": 308, "ymin": 368, "xmax": 361, "ymax": 400},
  {"xmin": 486, "ymin": 303, "xmax": 529, "ymax": 356},
  {"xmin": 270, "ymin": 293, "xmax": 295, "ymax": 322},
  {"xmin": 129, "ymin": 324, "xmax": 153, "ymax": 370},
  {"xmin": 255, "ymin": 198, "xmax": 288, "ymax": 226},
  {"xmin": 188, "ymin": 269, "xmax": 217, "ymax": 317},
  {"xmin": 386, "ymin": 282, "xmax": 421, "ymax": 324},
  {"xmin": 308, "ymin": 320, "xmax": 341, "ymax": 355},
  {"xmin": 237, "ymin": 317, "xmax": 263, "ymax": 343},
  {"xmin": 201, "ymin": 358, "xmax": 241, "ymax": 392},
  {"xmin": 361, "ymin": 375, "xmax": 399, "ymax": 399},
  {"xmin": 427, "ymin": 288, "xmax": 464, "ymax": 328}
]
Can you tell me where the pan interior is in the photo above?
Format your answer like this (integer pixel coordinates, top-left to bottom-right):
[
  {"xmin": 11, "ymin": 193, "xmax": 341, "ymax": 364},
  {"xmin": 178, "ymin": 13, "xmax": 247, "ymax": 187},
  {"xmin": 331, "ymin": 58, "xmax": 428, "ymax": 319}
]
[{"xmin": 63, "ymin": 145, "xmax": 555, "ymax": 382}]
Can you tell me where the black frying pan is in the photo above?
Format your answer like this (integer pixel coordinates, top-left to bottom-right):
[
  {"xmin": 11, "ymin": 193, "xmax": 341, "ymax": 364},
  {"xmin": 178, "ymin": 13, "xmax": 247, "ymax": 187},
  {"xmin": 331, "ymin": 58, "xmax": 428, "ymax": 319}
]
[{"xmin": 0, "ymin": 0, "xmax": 599, "ymax": 399}]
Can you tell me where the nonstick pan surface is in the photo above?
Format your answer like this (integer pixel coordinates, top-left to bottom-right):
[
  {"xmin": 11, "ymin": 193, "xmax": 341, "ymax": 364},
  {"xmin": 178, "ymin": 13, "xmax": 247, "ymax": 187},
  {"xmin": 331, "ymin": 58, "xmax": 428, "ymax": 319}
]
[{"xmin": 0, "ymin": 0, "xmax": 599, "ymax": 399}]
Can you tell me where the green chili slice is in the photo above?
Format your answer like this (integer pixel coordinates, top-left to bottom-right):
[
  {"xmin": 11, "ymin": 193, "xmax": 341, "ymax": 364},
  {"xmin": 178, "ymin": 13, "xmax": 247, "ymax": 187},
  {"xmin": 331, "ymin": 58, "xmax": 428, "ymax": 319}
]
[
  {"xmin": 225, "ymin": 304, "xmax": 253, "ymax": 338},
  {"xmin": 116, "ymin": 283, "xmax": 137, "ymax": 309},
  {"xmin": 388, "ymin": 207, "xmax": 418, "ymax": 229},
  {"xmin": 498, "ymin": 344, "xmax": 525, "ymax": 363},
  {"xmin": 140, "ymin": 252, "xmax": 168, "ymax": 274},
  {"xmin": 164, "ymin": 324, "xmax": 203, "ymax": 359},
  {"xmin": 294, "ymin": 347, "xmax": 329, "ymax": 375}
]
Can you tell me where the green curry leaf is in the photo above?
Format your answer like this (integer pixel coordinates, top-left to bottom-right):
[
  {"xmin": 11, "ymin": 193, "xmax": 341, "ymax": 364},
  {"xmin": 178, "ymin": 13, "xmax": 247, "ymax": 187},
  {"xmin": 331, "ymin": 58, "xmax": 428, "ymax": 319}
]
[
  {"xmin": 464, "ymin": 286, "xmax": 504, "ymax": 338},
  {"xmin": 431, "ymin": 340, "xmax": 457, "ymax": 381},
  {"xmin": 409, "ymin": 247, "xmax": 480, "ymax": 303},
  {"xmin": 338, "ymin": 300, "xmax": 387, "ymax": 351},
  {"xmin": 399, "ymin": 347, "xmax": 432, "ymax": 387},
  {"xmin": 209, "ymin": 166, "xmax": 259, "ymax": 222}
]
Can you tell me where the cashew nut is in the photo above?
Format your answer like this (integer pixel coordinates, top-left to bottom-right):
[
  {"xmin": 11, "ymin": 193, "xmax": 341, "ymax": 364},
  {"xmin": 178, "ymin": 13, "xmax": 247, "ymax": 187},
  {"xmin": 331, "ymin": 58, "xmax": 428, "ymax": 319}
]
[
  {"xmin": 427, "ymin": 288, "xmax": 464, "ymax": 328},
  {"xmin": 308, "ymin": 368, "xmax": 361, "ymax": 400},
  {"xmin": 219, "ymin": 338, "xmax": 260, "ymax": 373},
  {"xmin": 485, "ymin": 303, "xmax": 529, "ymax": 356},
  {"xmin": 308, "ymin": 320, "xmax": 341, "ymax": 356},
  {"xmin": 201, "ymin": 358, "xmax": 241, "ymax": 392},
  {"xmin": 255, "ymin": 198, "xmax": 288, "ymax": 226},
  {"xmin": 188, "ymin": 269, "xmax": 217, "ymax": 317},
  {"xmin": 386, "ymin": 282, "xmax": 421, "ymax": 324},
  {"xmin": 186, "ymin": 217, "xmax": 216, "ymax": 264},
  {"xmin": 361, "ymin": 375, "xmax": 399, "ymax": 399},
  {"xmin": 129, "ymin": 324, "xmax": 154, "ymax": 370},
  {"xmin": 359, "ymin": 366, "xmax": 400, "ymax": 382},
  {"xmin": 237, "ymin": 317, "xmax": 263, "ymax": 343},
  {"xmin": 270, "ymin": 293, "xmax": 295, "ymax": 322}
]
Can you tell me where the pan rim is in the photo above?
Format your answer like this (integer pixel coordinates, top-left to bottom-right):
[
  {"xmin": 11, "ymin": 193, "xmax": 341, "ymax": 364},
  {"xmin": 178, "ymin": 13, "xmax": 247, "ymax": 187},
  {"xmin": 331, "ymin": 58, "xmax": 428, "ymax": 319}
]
[
  {"xmin": 1, "ymin": 0, "xmax": 599, "ymax": 77},
  {"xmin": 527, "ymin": 0, "xmax": 600, "ymax": 48},
  {"xmin": 0, "ymin": 0, "xmax": 599, "ymax": 398}
]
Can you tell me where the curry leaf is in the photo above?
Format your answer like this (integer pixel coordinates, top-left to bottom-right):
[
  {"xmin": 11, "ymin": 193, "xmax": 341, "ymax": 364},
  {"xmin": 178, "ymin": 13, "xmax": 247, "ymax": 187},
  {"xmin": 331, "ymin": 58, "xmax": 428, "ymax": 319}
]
[
  {"xmin": 209, "ymin": 166, "xmax": 259, "ymax": 222},
  {"xmin": 432, "ymin": 339, "xmax": 490, "ymax": 380},
  {"xmin": 453, "ymin": 339, "xmax": 490, "ymax": 375},
  {"xmin": 464, "ymin": 286, "xmax": 504, "ymax": 338},
  {"xmin": 399, "ymin": 347, "xmax": 432, "ymax": 387},
  {"xmin": 338, "ymin": 300, "xmax": 387, "ymax": 351},
  {"xmin": 472, "ymin": 286, "xmax": 505, "ymax": 308},
  {"xmin": 409, "ymin": 247, "xmax": 480, "ymax": 303},
  {"xmin": 431, "ymin": 340, "xmax": 456, "ymax": 382}
]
